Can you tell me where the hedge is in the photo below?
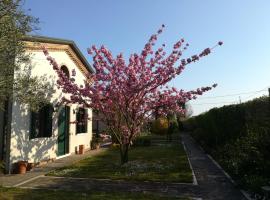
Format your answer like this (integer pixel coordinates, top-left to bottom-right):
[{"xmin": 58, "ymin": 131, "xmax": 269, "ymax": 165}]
[
  {"xmin": 133, "ymin": 135, "xmax": 151, "ymax": 147},
  {"xmin": 184, "ymin": 96, "xmax": 270, "ymax": 194}
]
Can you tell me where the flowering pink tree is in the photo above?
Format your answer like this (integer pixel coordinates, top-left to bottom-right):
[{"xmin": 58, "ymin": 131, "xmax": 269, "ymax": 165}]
[{"xmin": 43, "ymin": 25, "xmax": 222, "ymax": 164}]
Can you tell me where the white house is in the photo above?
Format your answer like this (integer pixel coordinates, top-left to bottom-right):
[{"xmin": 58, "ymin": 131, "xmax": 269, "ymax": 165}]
[{"xmin": 0, "ymin": 36, "xmax": 94, "ymax": 173}]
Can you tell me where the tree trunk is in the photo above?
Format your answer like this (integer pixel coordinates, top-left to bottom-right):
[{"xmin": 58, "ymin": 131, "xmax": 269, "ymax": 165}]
[{"xmin": 120, "ymin": 143, "xmax": 129, "ymax": 165}]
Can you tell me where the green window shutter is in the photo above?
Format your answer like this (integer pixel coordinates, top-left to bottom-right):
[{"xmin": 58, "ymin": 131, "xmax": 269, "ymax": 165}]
[
  {"xmin": 39, "ymin": 107, "xmax": 45, "ymax": 137},
  {"xmin": 84, "ymin": 109, "xmax": 88, "ymax": 133},
  {"xmin": 30, "ymin": 104, "xmax": 53, "ymax": 139},
  {"xmin": 30, "ymin": 111, "xmax": 38, "ymax": 139},
  {"xmin": 46, "ymin": 105, "xmax": 53, "ymax": 137},
  {"xmin": 76, "ymin": 108, "xmax": 83, "ymax": 134},
  {"xmin": 76, "ymin": 109, "xmax": 79, "ymax": 134},
  {"xmin": 65, "ymin": 106, "xmax": 70, "ymax": 133}
]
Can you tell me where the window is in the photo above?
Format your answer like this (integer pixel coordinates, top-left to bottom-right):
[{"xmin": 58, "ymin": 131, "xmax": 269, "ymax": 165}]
[
  {"xmin": 60, "ymin": 65, "xmax": 69, "ymax": 78},
  {"xmin": 76, "ymin": 108, "xmax": 88, "ymax": 134},
  {"xmin": 30, "ymin": 104, "xmax": 53, "ymax": 139}
]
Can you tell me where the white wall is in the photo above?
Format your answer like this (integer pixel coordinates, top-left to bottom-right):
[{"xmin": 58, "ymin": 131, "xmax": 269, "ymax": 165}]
[{"xmin": 9, "ymin": 49, "xmax": 93, "ymax": 169}]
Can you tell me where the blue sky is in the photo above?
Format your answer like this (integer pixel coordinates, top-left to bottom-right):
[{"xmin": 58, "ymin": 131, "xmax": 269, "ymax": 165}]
[{"xmin": 23, "ymin": 0, "xmax": 270, "ymax": 115}]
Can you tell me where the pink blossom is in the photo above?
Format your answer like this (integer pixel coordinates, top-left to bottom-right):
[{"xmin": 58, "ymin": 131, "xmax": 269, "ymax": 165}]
[{"xmin": 43, "ymin": 25, "xmax": 221, "ymax": 150}]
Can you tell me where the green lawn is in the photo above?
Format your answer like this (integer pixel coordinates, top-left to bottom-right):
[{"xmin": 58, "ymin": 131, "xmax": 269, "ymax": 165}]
[
  {"xmin": 48, "ymin": 144, "xmax": 192, "ymax": 183},
  {"xmin": 0, "ymin": 187, "xmax": 190, "ymax": 200}
]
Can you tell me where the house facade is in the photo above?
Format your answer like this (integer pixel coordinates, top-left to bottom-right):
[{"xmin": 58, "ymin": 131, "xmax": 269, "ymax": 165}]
[{"xmin": 0, "ymin": 36, "xmax": 94, "ymax": 173}]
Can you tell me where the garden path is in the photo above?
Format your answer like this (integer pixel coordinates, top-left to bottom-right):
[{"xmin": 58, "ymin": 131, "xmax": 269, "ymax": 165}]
[
  {"xmin": 181, "ymin": 133, "xmax": 247, "ymax": 200},
  {"xmin": 0, "ymin": 148, "xmax": 105, "ymax": 187}
]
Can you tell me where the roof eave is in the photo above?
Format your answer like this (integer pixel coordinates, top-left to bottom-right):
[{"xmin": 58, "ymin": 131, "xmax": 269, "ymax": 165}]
[{"xmin": 23, "ymin": 35, "xmax": 95, "ymax": 74}]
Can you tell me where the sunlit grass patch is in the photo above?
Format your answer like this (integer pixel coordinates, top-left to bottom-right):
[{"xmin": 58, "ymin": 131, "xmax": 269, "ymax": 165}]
[{"xmin": 48, "ymin": 144, "xmax": 192, "ymax": 183}]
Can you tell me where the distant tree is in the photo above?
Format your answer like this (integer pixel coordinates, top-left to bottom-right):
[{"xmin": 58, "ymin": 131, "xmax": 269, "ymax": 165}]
[
  {"xmin": 167, "ymin": 113, "xmax": 177, "ymax": 142},
  {"xmin": 44, "ymin": 25, "xmax": 222, "ymax": 164},
  {"xmin": 0, "ymin": 0, "xmax": 53, "ymax": 111},
  {"xmin": 151, "ymin": 117, "xmax": 169, "ymax": 135}
]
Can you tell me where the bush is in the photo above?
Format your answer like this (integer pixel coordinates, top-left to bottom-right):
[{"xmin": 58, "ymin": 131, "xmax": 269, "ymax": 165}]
[
  {"xmin": 185, "ymin": 96, "xmax": 270, "ymax": 193},
  {"xmin": 169, "ymin": 118, "xmax": 179, "ymax": 133},
  {"xmin": 151, "ymin": 117, "xmax": 169, "ymax": 135},
  {"xmin": 133, "ymin": 135, "xmax": 151, "ymax": 147},
  {"xmin": 182, "ymin": 118, "xmax": 195, "ymax": 131}
]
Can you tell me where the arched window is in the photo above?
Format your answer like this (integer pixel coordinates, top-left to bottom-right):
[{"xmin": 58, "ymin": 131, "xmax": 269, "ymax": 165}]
[{"xmin": 60, "ymin": 65, "xmax": 69, "ymax": 78}]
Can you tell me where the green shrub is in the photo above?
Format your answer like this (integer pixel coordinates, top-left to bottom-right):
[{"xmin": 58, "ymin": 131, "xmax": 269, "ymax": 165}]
[
  {"xmin": 169, "ymin": 119, "xmax": 179, "ymax": 133},
  {"xmin": 182, "ymin": 117, "xmax": 196, "ymax": 131},
  {"xmin": 186, "ymin": 96, "xmax": 270, "ymax": 193},
  {"xmin": 133, "ymin": 135, "xmax": 151, "ymax": 147}
]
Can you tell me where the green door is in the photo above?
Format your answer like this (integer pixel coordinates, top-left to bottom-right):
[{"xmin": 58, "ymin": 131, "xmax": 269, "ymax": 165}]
[{"xmin": 58, "ymin": 106, "xmax": 70, "ymax": 156}]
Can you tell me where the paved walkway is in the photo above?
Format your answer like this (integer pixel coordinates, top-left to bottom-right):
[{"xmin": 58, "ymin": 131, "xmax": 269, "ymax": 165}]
[
  {"xmin": 0, "ymin": 134, "xmax": 247, "ymax": 199},
  {"xmin": 0, "ymin": 148, "xmax": 105, "ymax": 187},
  {"xmin": 181, "ymin": 134, "xmax": 247, "ymax": 200}
]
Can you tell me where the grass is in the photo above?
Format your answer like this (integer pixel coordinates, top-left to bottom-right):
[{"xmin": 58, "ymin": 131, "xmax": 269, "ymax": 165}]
[
  {"xmin": 48, "ymin": 142, "xmax": 192, "ymax": 183},
  {"xmin": 0, "ymin": 187, "xmax": 191, "ymax": 200}
]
